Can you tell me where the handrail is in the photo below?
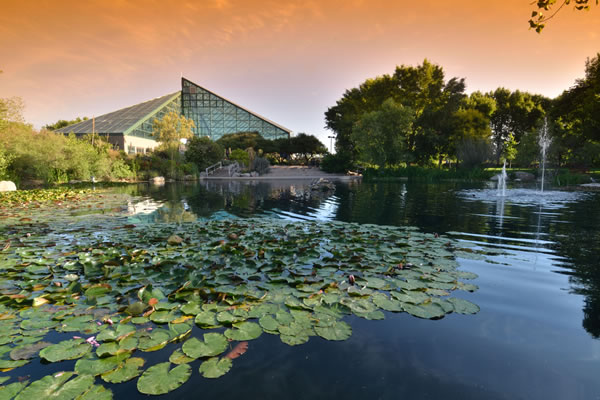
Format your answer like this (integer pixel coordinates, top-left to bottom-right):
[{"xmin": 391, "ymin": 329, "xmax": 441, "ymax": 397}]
[{"xmin": 205, "ymin": 161, "xmax": 223, "ymax": 176}]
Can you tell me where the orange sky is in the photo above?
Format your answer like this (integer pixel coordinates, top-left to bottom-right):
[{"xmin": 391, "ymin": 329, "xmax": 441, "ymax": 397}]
[{"xmin": 1, "ymin": 0, "xmax": 599, "ymax": 146}]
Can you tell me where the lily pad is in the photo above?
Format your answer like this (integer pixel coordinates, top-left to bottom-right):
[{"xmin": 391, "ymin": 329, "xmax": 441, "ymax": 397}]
[
  {"xmin": 224, "ymin": 322, "xmax": 262, "ymax": 341},
  {"xmin": 39, "ymin": 339, "xmax": 91, "ymax": 362},
  {"xmin": 15, "ymin": 372, "xmax": 94, "ymax": 400},
  {"xmin": 447, "ymin": 297, "xmax": 480, "ymax": 314},
  {"xmin": 101, "ymin": 357, "xmax": 145, "ymax": 384},
  {"xmin": 75, "ymin": 353, "xmax": 131, "ymax": 376},
  {"xmin": 182, "ymin": 333, "xmax": 228, "ymax": 358},
  {"xmin": 198, "ymin": 357, "xmax": 232, "ymax": 378},
  {"xmin": 136, "ymin": 362, "xmax": 191, "ymax": 395},
  {"xmin": 314, "ymin": 321, "xmax": 352, "ymax": 341}
]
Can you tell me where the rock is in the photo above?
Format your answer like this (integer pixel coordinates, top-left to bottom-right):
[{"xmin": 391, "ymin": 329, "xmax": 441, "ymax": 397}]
[
  {"xmin": 514, "ymin": 171, "xmax": 535, "ymax": 181},
  {"xmin": 240, "ymin": 173, "xmax": 251, "ymax": 177},
  {"xmin": 150, "ymin": 176, "xmax": 165, "ymax": 185},
  {"xmin": 250, "ymin": 171, "xmax": 259, "ymax": 177},
  {"xmin": 0, "ymin": 181, "xmax": 17, "ymax": 192},
  {"xmin": 184, "ymin": 175, "xmax": 196, "ymax": 181}
]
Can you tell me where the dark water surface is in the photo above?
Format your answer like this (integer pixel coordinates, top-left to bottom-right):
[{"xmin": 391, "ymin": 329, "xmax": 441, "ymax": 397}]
[{"xmin": 108, "ymin": 179, "xmax": 600, "ymax": 400}]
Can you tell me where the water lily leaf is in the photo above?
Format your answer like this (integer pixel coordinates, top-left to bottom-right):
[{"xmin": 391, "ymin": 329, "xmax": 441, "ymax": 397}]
[
  {"xmin": 180, "ymin": 303, "xmax": 201, "ymax": 315},
  {"xmin": 194, "ymin": 311, "xmax": 218, "ymax": 327},
  {"xmin": 137, "ymin": 362, "xmax": 191, "ymax": 395},
  {"xmin": 258, "ymin": 315, "xmax": 278, "ymax": 332},
  {"xmin": 403, "ymin": 302, "xmax": 446, "ymax": 319},
  {"xmin": 9, "ymin": 341, "xmax": 51, "ymax": 360},
  {"xmin": 96, "ymin": 324, "xmax": 135, "ymax": 342},
  {"xmin": 125, "ymin": 302, "xmax": 146, "ymax": 316},
  {"xmin": 314, "ymin": 321, "xmax": 352, "ymax": 341},
  {"xmin": 224, "ymin": 322, "xmax": 262, "ymax": 341},
  {"xmin": 138, "ymin": 329, "xmax": 170, "ymax": 351},
  {"xmin": 182, "ymin": 333, "xmax": 227, "ymax": 358},
  {"xmin": 20, "ymin": 318, "xmax": 57, "ymax": 331},
  {"xmin": 280, "ymin": 333, "xmax": 309, "ymax": 346},
  {"xmin": 0, "ymin": 381, "xmax": 28, "ymax": 399},
  {"xmin": 0, "ymin": 358, "xmax": 29, "ymax": 369},
  {"xmin": 39, "ymin": 339, "xmax": 91, "ymax": 362},
  {"xmin": 101, "ymin": 357, "xmax": 145, "ymax": 384},
  {"xmin": 15, "ymin": 372, "xmax": 94, "ymax": 400},
  {"xmin": 216, "ymin": 311, "xmax": 246, "ymax": 324},
  {"xmin": 353, "ymin": 310, "xmax": 385, "ymax": 320},
  {"xmin": 149, "ymin": 311, "xmax": 178, "ymax": 324},
  {"xmin": 75, "ymin": 353, "xmax": 130, "ymax": 376},
  {"xmin": 199, "ymin": 357, "xmax": 232, "ymax": 379},
  {"xmin": 371, "ymin": 293, "xmax": 403, "ymax": 312},
  {"xmin": 447, "ymin": 297, "xmax": 480, "ymax": 314},
  {"xmin": 78, "ymin": 384, "xmax": 113, "ymax": 400},
  {"xmin": 169, "ymin": 349, "xmax": 196, "ymax": 365}
]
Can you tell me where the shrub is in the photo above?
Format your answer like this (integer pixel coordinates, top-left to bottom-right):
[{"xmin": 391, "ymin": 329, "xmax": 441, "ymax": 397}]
[
  {"xmin": 320, "ymin": 153, "xmax": 353, "ymax": 174},
  {"xmin": 185, "ymin": 136, "xmax": 223, "ymax": 170},
  {"xmin": 251, "ymin": 157, "xmax": 270, "ymax": 175},
  {"xmin": 230, "ymin": 149, "xmax": 250, "ymax": 168}
]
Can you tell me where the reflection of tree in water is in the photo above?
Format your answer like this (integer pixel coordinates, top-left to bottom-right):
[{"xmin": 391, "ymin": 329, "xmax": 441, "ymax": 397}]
[{"xmin": 548, "ymin": 196, "xmax": 600, "ymax": 337}]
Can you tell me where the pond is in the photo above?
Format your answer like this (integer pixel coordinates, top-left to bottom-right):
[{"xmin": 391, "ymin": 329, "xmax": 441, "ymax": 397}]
[{"xmin": 1, "ymin": 179, "xmax": 599, "ymax": 399}]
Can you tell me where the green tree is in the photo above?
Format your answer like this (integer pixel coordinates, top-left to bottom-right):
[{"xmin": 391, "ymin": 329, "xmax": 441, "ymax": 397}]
[
  {"xmin": 44, "ymin": 117, "xmax": 89, "ymax": 131},
  {"xmin": 152, "ymin": 111, "xmax": 195, "ymax": 177},
  {"xmin": 185, "ymin": 136, "xmax": 224, "ymax": 170},
  {"xmin": 451, "ymin": 107, "xmax": 493, "ymax": 167},
  {"xmin": 289, "ymin": 133, "xmax": 327, "ymax": 164},
  {"xmin": 529, "ymin": 0, "xmax": 597, "ymax": 32},
  {"xmin": 551, "ymin": 53, "xmax": 600, "ymax": 166},
  {"xmin": 351, "ymin": 98, "xmax": 414, "ymax": 168},
  {"xmin": 324, "ymin": 59, "xmax": 466, "ymax": 166},
  {"xmin": 488, "ymin": 88, "xmax": 546, "ymax": 165}
]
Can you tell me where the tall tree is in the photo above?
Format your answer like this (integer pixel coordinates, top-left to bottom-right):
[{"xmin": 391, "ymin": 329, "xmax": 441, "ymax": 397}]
[
  {"xmin": 152, "ymin": 111, "xmax": 195, "ymax": 176},
  {"xmin": 351, "ymin": 98, "xmax": 414, "ymax": 167}
]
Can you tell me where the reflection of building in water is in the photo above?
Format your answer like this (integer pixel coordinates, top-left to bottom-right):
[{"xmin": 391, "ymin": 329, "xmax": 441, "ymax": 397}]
[{"xmin": 126, "ymin": 199, "xmax": 164, "ymax": 215}]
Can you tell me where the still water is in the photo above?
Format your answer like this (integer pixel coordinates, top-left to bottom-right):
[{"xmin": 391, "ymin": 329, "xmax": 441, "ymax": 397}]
[{"xmin": 113, "ymin": 179, "xmax": 600, "ymax": 400}]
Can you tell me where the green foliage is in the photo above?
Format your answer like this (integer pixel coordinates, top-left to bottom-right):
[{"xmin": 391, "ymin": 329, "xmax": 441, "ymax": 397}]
[
  {"xmin": 216, "ymin": 131, "xmax": 275, "ymax": 153},
  {"xmin": 351, "ymin": 98, "xmax": 414, "ymax": 167},
  {"xmin": 185, "ymin": 136, "xmax": 224, "ymax": 170},
  {"xmin": 0, "ymin": 144, "xmax": 13, "ymax": 180},
  {"xmin": 229, "ymin": 148, "xmax": 250, "ymax": 168},
  {"xmin": 325, "ymin": 59, "xmax": 467, "ymax": 166},
  {"xmin": 363, "ymin": 165, "xmax": 494, "ymax": 181},
  {"xmin": 287, "ymin": 133, "xmax": 327, "ymax": 163},
  {"xmin": 320, "ymin": 152, "xmax": 354, "ymax": 173},
  {"xmin": 0, "ymin": 123, "xmax": 134, "ymax": 184},
  {"xmin": 43, "ymin": 117, "xmax": 88, "ymax": 131},
  {"xmin": 529, "ymin": 0, "xmax": 597, "ymax": 33},
  {"xmin": 152, "ymin": 111, "xmax": 194, "ymax": 177}
]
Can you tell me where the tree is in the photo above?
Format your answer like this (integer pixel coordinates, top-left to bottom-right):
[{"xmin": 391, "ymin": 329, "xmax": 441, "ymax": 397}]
[
  {"xmin": 450, "ymin": 107, "xmax": 493, "ymax": 167},
  {"xmin": 351, "ymin": 98, "xmax": 414, "ymax": 168},
  {"xmin": 529, "ymin": 0, "xmax": 597, "ymax": 32},
  {"xmin": 185, "ymin": 136, "xmax": 224, "ymax": 170},
  {"xmin": 44, "ymin": 117, "xmax": 88, "ymax": 131},
  {"xmin": 488, "ymin": 88, "xmax": 546, "ymax": 165},
  {"xmin": 289, "ymin": 133, "xmax": 327, "ymax": 163},
  {"xmin": 551, "ymin": 53, "xmax": 600, "ymax": 166},
  {"xmin": 324, "ymin": 59, "xmax": 466, "ymax": 166},
  {"xmin": 152, "ymin": 111, "xmax": 195, "ymax": 176}
]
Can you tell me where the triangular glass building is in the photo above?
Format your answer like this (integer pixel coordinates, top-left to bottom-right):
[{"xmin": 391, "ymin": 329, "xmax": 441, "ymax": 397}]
[{"xmin": 57, "ymin": 78, "xmax": 291, "ymax": 154}]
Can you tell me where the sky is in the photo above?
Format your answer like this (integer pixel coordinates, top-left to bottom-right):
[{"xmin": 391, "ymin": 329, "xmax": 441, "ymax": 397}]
[{"xmin": 1, "ymin": 0, "xmax": 599, "ymax": 148}]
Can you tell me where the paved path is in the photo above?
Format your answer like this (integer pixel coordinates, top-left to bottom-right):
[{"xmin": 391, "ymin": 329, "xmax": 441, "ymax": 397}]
[{"xmin": 202, "ymin": 165, "xmax": 360, "ymax": 181}]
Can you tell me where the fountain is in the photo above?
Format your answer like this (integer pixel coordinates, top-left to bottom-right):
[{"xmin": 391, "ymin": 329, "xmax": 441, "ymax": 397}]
[
  {"xmin": 538, "ymin": 117, "xmax": 552, "ymax": 193},
  {"xmin": 497, "ymin": 160, "xmax": 507, "ymax": 197},
  {"xmin": 459, "ymin": 118, "xmax": 585, "ymax": 208}
]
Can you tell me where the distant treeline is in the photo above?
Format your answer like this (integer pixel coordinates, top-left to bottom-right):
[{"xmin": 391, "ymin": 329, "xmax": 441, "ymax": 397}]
[{"xmin": 324, "ymin": 55, "xmax": 600, "ymax": 170}]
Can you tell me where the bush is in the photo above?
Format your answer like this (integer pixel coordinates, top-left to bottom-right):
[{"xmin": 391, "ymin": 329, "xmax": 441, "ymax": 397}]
[
  {"xmin": 185, "ymin": 136, "xmax": 223, "ymax": 170},
  {"xmin": 230, "ymin": 149, "xmax": 250, "ymax": 168},
  {"xmin": 0, "ymin": 145, "xmax": 13, "ymax": 180},
  {"xmin": 320, "ymin": 153, "xmax": 353, "ymax": 174},
  {"xmin": 251, "ymin": 157, "xmax": 270, "ymax": 175},
  {"xmin": 110, "ymin": 159, "xmax": 135, "ymax": 180}
]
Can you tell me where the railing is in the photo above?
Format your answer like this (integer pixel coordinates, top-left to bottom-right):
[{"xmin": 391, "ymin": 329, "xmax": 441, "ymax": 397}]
[
  {"xmin": 204, "ymin": 161, "xmax": 240, "ymax": 177},
  {"xmin": 205, "ymin": 161, "xmax": 223, "ymax": 176}
]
